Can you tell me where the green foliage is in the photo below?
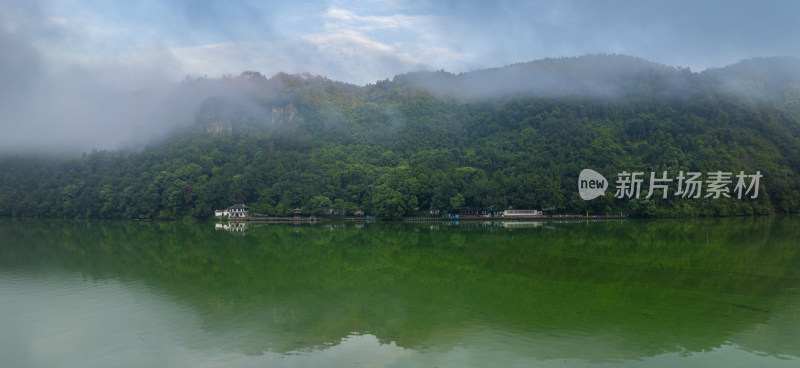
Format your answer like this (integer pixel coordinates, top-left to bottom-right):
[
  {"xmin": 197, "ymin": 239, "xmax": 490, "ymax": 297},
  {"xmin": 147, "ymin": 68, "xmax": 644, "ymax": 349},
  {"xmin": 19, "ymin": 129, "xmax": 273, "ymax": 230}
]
[
  {"xmin": 309, "ymin": 195, "xmax": 333, "ymax": 215},
  {"xmin": 1, "ymin": 56, "xmax": 800, "ymax": 219},
  {"xmin": 449, "ymin": 193, "xmax": 465, "ymax": 210}
]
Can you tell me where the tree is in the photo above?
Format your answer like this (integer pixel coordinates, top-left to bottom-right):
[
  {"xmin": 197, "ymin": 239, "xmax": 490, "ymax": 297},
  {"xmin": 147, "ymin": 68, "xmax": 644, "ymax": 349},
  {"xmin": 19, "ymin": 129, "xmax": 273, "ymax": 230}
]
[
  {"xmin": 371, "ymin": 184, "xmax": 418, "ymax": 219},
  {"xmin": 449, "ymin": 193, "xmax": 465, "ymax": 210},
  {"xmin": 310, "ymin": 195, "xmax": 333, "ymax": 216}
]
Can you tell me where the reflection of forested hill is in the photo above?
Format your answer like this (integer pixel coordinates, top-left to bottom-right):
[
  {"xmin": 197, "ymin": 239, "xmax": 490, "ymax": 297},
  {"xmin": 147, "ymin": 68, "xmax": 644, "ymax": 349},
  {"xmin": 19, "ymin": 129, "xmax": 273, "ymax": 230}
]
[
  {"xmin": 1, "ymin": 217, "xmax": 799, "ymax": 360},
  {"xmin": 1, "ymin": 55, "xmax": 800, "ymax": 219}
]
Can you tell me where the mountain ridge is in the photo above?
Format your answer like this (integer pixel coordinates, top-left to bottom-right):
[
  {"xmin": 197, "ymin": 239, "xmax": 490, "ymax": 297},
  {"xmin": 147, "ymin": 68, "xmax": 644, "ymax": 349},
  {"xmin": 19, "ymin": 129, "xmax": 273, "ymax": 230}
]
[{"xmin": 2, "ymin": 54, "xmax": 800, "ymax": 219}]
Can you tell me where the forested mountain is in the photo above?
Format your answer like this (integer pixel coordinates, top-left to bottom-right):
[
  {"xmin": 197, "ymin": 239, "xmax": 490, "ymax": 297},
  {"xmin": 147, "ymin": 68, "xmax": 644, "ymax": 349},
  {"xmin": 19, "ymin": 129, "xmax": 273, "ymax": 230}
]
[{"xmin": 2, "ymin": 55, "xmax": 800, "ymax": 219}]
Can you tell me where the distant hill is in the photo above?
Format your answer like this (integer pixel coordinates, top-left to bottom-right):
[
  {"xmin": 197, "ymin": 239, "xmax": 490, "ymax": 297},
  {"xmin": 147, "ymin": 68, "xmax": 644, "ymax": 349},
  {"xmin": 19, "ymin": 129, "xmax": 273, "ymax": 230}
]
[
  {"xmin": 2, "ymin": 55, "xmax": 800, "ymax": 219},
  {"xmin": 395, "ymin": 54, "xmax": 683, "ymax": 99},
  {"xmin": 704, "ymin": 57, "xmax": 800, "ymax": 119}
]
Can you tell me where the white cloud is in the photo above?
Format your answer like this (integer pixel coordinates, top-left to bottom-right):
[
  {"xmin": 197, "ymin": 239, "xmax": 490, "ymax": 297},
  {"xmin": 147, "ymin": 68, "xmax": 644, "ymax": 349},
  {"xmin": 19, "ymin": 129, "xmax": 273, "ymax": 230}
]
[
  {"xmin": 169, "ymin": 5, "xmax": 472, "ymax": 85},
  {"xmin": 323, "ymin": 7, "xmax": 435, "ymax": 31},
  {"xmin": 298, "ymin": 6, "xmax": 472, "ymax": 82}
]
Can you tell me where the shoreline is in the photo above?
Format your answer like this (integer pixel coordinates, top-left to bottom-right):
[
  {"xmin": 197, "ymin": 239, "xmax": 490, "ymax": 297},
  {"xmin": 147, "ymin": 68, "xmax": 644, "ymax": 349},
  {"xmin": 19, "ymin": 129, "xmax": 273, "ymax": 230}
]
[{"xmin": 224, "ymin": 214, "xmax": 629, "ymax": 223}]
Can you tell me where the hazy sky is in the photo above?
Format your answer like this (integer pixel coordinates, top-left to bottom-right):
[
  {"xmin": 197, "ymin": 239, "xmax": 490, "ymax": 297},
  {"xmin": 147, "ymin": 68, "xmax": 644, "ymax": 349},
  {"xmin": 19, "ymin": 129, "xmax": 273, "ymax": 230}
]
[{"xmin": 1, "ymin": 0, "xmax": 799, "ymax": 151}]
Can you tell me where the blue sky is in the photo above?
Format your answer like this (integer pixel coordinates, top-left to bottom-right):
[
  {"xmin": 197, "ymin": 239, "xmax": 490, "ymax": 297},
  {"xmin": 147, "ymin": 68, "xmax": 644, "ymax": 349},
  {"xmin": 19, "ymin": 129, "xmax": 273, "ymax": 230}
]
[
  {"xmin": 1, "ymin": 0, "xmax": 799, "ymax": 150},
  {"xmin": 9, "ymin": 0, "xmax": 800, "ymax": 84}
]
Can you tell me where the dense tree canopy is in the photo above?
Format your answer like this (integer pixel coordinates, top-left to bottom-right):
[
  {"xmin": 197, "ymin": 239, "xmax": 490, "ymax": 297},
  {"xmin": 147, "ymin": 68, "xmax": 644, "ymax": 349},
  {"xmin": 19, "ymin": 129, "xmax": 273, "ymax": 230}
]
[{"xmin": 2, "ymin": 55, "xmax": 800, "ymax": 219}]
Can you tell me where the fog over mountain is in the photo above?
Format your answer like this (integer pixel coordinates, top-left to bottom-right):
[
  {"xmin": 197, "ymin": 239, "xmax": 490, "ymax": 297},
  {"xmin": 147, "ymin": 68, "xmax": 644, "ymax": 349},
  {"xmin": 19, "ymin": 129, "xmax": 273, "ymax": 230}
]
[
  {"xmin": 2, "ymin": 0, "xmax": 799, "ymax": 153},
  {"xmin": 2, "ymin": 52, "xmax": 800, "ymax": 219},
  {"xmin": 3, "ymin": 53, "xmax": 800, "ymax": 154}
]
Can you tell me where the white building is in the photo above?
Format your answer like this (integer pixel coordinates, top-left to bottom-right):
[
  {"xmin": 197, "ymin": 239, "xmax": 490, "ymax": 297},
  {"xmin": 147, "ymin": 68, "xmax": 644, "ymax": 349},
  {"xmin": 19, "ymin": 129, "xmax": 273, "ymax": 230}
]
[{"xmin": 215, "ymin": 204, "xmax": 250, "ymax": 219}]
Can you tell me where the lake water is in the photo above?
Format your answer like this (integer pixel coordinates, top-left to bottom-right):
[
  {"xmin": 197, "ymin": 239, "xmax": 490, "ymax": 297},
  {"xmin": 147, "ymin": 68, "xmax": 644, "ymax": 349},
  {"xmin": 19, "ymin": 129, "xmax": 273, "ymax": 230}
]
[{"xmin": 1, "ymin": 217, "xmax": 799, "ymax": 367}]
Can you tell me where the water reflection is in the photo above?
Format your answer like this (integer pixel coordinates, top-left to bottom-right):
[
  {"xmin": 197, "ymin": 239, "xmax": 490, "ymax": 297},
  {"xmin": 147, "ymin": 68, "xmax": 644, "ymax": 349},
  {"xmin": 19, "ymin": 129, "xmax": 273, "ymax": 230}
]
[
  {"xmin": 1, "ymin": 217, "xmax": 799, "ymax": 366},
  {"xmin": 215, "ymin": 221, "xmax": 248, "ymax": 235}
]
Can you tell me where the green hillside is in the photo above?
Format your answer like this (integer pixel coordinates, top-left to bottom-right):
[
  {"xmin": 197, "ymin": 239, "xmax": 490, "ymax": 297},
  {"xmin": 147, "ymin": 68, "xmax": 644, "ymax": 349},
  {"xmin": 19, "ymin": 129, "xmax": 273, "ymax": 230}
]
[{"xmin": 2, "ymin": 55, "xmax": 800, "ymax": 219}]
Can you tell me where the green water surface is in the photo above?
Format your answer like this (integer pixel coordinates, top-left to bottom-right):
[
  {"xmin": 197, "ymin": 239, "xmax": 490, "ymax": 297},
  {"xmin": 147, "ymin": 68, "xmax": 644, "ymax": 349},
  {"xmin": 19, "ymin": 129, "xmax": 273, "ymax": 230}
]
[{"xmin": 1, "ymin": 217, "xmax": 799, "ymax": 367}]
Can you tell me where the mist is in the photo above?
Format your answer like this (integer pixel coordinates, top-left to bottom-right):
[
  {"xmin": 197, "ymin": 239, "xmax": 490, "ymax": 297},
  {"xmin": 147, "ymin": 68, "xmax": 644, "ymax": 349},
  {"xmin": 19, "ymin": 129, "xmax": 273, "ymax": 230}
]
[
  {"xmin": 3, "ymin": 0, "xmax": 800, "ymax": 153},
  {"xmin": 392, "ymin": 55, "xmax": 688, "ymax": 100},
  {"xmin": 0, "ymin": 2, "xmax": 178, "ymax": 154}
]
